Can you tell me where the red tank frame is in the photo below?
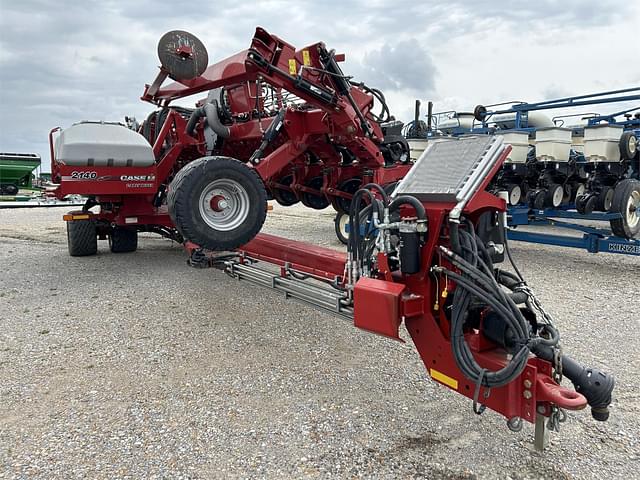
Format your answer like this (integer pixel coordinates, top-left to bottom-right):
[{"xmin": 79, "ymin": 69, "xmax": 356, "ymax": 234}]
[{"xmin": 49, "ymin": 27, "xmax": 411, "ymax": 232}]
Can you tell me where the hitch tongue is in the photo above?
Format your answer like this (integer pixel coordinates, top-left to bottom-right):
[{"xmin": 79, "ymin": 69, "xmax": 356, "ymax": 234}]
[{"xmin": 532, "ymin": 345, "xmax": 615, "ymax": 421}]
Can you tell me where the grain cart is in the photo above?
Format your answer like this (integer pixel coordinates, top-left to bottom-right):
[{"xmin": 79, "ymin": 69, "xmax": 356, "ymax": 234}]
[
  {"xmin": 50, "ymin": 28, "xmax": 411, "ymax": 255},
  {"xmin": 0, "ymin": 153, "xmax": 41, "ymax": 195}
]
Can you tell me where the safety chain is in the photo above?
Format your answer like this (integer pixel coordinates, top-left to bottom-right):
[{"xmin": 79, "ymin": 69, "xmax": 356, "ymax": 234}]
[
  {"xmin": 553, "ymin": 345, "xmax": 564, "ymax": 384},
  {"xmin": 547, "ymin": 405, "xmax": 567, "ymax": 432},
  {"xmin": 515, "ymin": 283, "xmax": 564, "ymax": 382},
  {"xmin": 517, "ymin": 284, "xmax": 555, "ymax": 325}
]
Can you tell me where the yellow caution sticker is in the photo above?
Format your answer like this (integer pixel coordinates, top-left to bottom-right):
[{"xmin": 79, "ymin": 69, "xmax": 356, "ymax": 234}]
[
  {"xmin": 302, "ymin": 50, "xmax": 310, "ymax": 66},
  {"xmin": 430, "ymin": 368, "xmax": 459, "ymax": 390},
  {"xmin": 288, "ymin": 58, "xmax": 297, "ymax": 75}
]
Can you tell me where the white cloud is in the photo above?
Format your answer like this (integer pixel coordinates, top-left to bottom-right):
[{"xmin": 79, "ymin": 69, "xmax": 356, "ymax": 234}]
[{"xmin": 0, "ymin": 0, "xmax": 638, "ymax": 171}]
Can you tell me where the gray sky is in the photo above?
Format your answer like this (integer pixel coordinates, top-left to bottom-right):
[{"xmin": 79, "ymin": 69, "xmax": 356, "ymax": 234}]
[{"xmin": 1, "ymin": 0, "xmax": 639, "ymax": 171}]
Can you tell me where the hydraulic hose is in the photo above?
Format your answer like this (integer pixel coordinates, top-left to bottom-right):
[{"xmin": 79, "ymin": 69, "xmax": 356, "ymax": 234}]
[
  {"xmin": 438, "ymin": 226, "xmax": 541, "ymax": 391},
  {"xmin": 348, "ymin": 188, "xmax": 379, "ymax": 264},
  {"xmin": 185, "ymin": 108, "xmax": 204, "ymax": 136},
  {"xmin": 186, "ymin": 100, "xmax": 231, "ymax": 139},
  {"xmin": 389, "ymin": 195, "xmax": 426, "ymax": 220},
  {"xmin": 361, "ymin": 183, "xmax": 389, "ymax": 205}
]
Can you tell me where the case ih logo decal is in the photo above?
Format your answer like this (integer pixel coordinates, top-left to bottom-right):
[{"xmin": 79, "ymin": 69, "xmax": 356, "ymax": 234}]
[{"xmin": 120, "ymin": 175, "xmax": 156, "ymax": 182}]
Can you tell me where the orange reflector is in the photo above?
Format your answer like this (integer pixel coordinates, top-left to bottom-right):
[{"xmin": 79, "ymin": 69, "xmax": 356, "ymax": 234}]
[
  {"xmin": 267, "ymin": 203, "xmax": 274, "ymax": 212},
  {"xmin": 63, "ymin": 214, "xmax": 90, "ymax": 221}
]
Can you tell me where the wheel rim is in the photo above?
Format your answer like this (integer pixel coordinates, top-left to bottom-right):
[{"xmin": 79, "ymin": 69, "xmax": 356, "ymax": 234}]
[
  {"xmin": 574, "ymin": 184, "xmax": 586, "ymax": 199},
  {"xmin": 629, "ymin": 135, "xmax": 637, "ymax": 156},
  {"xmin": 509, "ymin": 185, "xmax": 522, "ymax": 205},
  {"xmin": 603, "ymin": 188, "xmax": 614, "ymax": 211},
  {"xmin": 552, "ymin": 186, "xmax": 563, "ymax": 207},
  {"xmin": 625, "ymin": 190, "xmax": 640, "ymax": 230},
  {"xmin": 198, "ymin": 179, "xmax": 251, "ymax": 231},
  {"xmin": 339, "ymin": 213, "xmax": 349, "ymax": 238}
]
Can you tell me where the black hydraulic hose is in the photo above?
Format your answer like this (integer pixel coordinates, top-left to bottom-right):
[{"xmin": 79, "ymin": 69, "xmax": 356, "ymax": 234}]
[
  {"xmin": 450, "ymin": 282, "xmax": 530, "ymax": 388},
  {"xmin": 440, "ymin": 220, "xmax": 610, "ymax": 422},
  {"xmin": 449, "ymin": 220, "xmax": 462, "ymax": 255},
  {"xmin": 389, "ymin": 195, "xmax": 426, "ymax": 220},
  {"xmin": 444, "ymin": 256, "xmax": 529, "ymax": 342},
  {"xmin": 186, "ymin": 108, "xmax": 205, "ymax": 136},
  {"xmin": 185, "ymin": 100, "xmax": 231, "ymax": 139},
  {"xmin": 437, "ymin": 226, "xmax": 539, "ymax": 389},
  {"xmin": 361, "ymin": 183, "xmax": 389, "ymax": 205},
  {"xmin": 503, "ymin": 232, "xmax": 524, "ymax": 281},
  {"xmin": 508, "ymin": 291, "xmax": 529, "ymax": 304},
  {"xmin": 348, "ymin": 188, "xmax": 378, "ymax": 261}
]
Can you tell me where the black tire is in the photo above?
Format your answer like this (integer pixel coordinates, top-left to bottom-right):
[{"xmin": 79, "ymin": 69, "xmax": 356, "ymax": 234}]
[
  {"xmin": 332, "ymin": 177, "xmax": 361, "ymax": 213},
  {"xmin": 595, "ymin": 187, "xmax": 614, "ymax": 212},
  {"xmin": 300, "ymin": 176, "xmax": 330, "ymax": 210},
  {"xmin": 619, "ymin": 132, "xmax": 637, "ymax": 160},
  {"xmin": 528, "ymin": 190, "xmax": 545, "ymax": 210},
  {"xmin": 580, "ymin": 195, "xmax": 597, "ymax": 215},
  {"xmin": 3, "ymin": 184, "xmax": 18, "ymax": 196},
  {"xmin": 272, "ymin": 174, "xmax": 298, "ymax": 206},
  {"xmin": 544, "ymin": 184, "xmax": 564, "ymax": 208},
  {"xmin": 67, "ymin": 220, "xmax": 97, "ymax": 257},
  {"xmin": 334, "ymin": 211, "xmax": 349, "ymax": 245},
  {"xmin": 109, "ymin": 227, "xmax": 138, "ymax": 253},
  {"xmin": 168, "ymin": 156, "xmax": 267, "ymax": 250},
  {"xmin": 562, "ymin": 183, "xmax": 572, "ymax": 204},
  {"xmin": 610, "ymin": 179, "xmax": 640, "ymax": 239}
]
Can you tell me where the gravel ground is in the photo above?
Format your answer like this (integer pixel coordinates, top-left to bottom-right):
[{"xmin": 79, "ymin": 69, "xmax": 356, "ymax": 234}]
[{"xmin": 0, "ymin": 205, "xmax": 638, "ymax": 479}]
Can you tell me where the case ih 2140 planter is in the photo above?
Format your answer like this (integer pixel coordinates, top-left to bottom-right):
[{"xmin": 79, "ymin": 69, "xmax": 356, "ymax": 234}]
[
  {"xmin": 50, "ymin": 29, "xmax": 613, "ymax": 449},
  {"xmin": 51, "ymin": 28, "xmax": 411, "ymax": 253}
]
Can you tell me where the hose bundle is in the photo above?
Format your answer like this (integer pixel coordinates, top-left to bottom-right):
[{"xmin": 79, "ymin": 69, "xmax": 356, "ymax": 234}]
[
  {"xmin": 437, "ymin": 220, "xmax": 559, "ymax": 397},
  {"xmin": 347, "ymin": 184, "xmax": 386, "ymax": 273},
  {"xmin": 347, "ymin": 184, "xmax": 427, "ymax": 275}
]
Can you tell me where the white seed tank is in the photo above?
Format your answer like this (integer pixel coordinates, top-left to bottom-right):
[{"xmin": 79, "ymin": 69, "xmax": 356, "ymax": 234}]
[
  {"xmin": 534, "ymin": 127, "xmax": 572, "ymax": 162},
  {"xmin": 54, "ymin": 122, "xmax": 155, "ymax": 167},
  {"xmin": 495, "ymin": 131, "xmax": 530, "ymax": 163},
  {"xmin": 583, "ymin": 124, "xmax": 623, "ymax": 162}
]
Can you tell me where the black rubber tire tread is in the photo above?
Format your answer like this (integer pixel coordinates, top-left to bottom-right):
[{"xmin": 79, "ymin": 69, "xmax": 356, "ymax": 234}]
[
  {"xmin": 595, "ymin": 187, "xmax": 614, "ymax": 212},
  {"xmin": 619, "ymin": 132, "xmax": 636, "ymax": 160},
  {"xmin": 610, "ymin": 179, "xmax": 640, "ymax": 239},
  {"xmin": 3, "ymin": 184, "xmax": 19, "ymax": 196},
  {"xmin": 109, "ymin": 227, "xmax": 138, "ymax": 253},
  {"xmin": 168, "ymin": 156, "xmax": 267, "ymax": 250},
  {"xmin": 272, "ymin": 175, "xmax": 299, "ymax": 206},
  {"xmin": 300, "ymin": 177, "xmax": 330, "ymax": 210},
  {"xmin": 67, "ymin": 220, "xmax": 97, "ymax": 257},
  {"xmin": 334, "ymin": 212, "xmax": 349, "ymax": 245}
]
